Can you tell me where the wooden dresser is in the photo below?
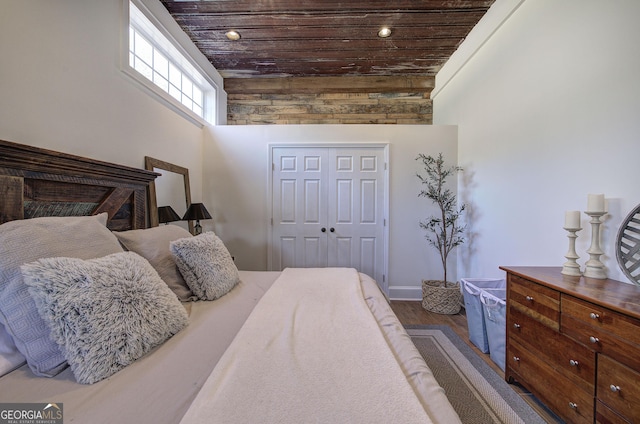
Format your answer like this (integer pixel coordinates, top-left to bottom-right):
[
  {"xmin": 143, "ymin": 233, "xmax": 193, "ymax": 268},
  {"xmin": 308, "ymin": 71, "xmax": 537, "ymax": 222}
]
[{"xmin": 500, "ymin": 267, "xmax": 640, "ymax": 424}]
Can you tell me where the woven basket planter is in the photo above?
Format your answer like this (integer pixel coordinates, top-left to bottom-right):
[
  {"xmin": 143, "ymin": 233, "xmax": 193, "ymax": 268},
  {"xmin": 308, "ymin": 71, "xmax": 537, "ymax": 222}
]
[{"xmin": 421, "ymin": 280, "xmax": 462, "ymax": 315}]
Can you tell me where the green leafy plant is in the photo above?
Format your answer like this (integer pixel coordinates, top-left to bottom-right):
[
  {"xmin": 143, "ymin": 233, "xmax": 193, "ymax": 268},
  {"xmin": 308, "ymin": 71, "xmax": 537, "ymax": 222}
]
[{"xmin": 416, "ymin": 153, "xmax": 466, "ymax": 286}]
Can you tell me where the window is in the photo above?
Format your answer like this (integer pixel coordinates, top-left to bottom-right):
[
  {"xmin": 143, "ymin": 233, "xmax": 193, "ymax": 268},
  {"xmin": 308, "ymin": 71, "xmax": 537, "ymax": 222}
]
[{"xmin": 126, "ymin": 1, "xmax": 216, "ymax": 125}]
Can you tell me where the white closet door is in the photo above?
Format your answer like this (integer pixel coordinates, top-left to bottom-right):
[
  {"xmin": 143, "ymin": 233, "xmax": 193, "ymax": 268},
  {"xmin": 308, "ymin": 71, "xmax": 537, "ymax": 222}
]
[
  {"xmin": 271, "ymin": 145, "xmax": 387, "ymax": 290},
  {"xmin": 271, "ymin": 147, "xmax": 329, "ymax": 269},
  {"xmin": 328, "ymin": 148, "xmax": 385, "ymax": 285}
]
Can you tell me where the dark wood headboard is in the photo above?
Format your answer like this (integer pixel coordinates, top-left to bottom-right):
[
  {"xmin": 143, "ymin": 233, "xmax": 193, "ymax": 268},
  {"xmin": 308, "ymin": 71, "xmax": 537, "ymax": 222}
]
[{"xmin": 0, "ymin": 139, "xmax": 158, "ymax": 231}]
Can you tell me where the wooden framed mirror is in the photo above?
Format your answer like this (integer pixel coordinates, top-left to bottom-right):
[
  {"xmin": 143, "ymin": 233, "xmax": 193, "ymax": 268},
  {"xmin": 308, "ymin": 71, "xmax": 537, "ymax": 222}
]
[{"xmin": 145, "ymin": 156, "xmax": 194, "ymax": 234}]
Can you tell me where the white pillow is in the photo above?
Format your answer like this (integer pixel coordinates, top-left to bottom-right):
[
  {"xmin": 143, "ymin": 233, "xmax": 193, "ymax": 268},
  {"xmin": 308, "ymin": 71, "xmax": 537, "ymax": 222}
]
[
  {"xmin": 21, "ymin": 252, "xmax": 189, "ymax": 384},
  {"xmin": 114, "ymin": 225, "xmax": 197, "ymax": 301},
  {"xmin": 0, "ymin": 326, "xmax": 26, "ymax": 377},
  {"xmin": 170, "ymin": 232, "xmax": 240, "ymax": 301}
]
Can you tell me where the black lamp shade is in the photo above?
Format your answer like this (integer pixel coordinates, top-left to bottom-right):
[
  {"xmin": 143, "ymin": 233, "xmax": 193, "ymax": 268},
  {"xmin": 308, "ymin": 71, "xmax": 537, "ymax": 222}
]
[
  {"xmin": 158, "ymin": 206, "xmax": 181, "ymax": 224},
  {"xmin": 182, "ymin": 203, "xmax": 212, "ymax": 221}
]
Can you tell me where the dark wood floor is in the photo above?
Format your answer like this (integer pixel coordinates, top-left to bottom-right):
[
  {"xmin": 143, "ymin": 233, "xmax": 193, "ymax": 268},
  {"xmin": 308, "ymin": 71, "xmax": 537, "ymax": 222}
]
[{"xmin": 390, "ymin": 300, "xmax": 562, "ymax": 423}]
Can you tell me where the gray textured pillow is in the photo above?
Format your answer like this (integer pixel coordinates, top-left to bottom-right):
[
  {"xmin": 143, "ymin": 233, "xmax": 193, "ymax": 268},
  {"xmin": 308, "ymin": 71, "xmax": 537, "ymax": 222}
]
[
  {"xmin": 170, "ymin": 232, "xmax": 240, "ymax": 300},
  {"xmin": 21, "ymin": 252, "xmax": 189, "ymax": 385},
  {"xmin": 0, "ymin": 213, "xmax": 123, "ymax": 377},
  {"xmin": 114, "ymin": 225, "xmax": 197, "ymax": 301}
]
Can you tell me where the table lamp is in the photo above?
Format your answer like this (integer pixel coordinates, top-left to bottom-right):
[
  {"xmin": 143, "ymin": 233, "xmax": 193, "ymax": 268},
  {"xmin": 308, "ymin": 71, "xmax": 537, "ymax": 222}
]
[
  {"xmin": 157, "ymin": 205, "xmax": 181, "ymax": 225},
  {"xmin": 182, "ymin": 203, "xmax": 212, "ymax": 235}
]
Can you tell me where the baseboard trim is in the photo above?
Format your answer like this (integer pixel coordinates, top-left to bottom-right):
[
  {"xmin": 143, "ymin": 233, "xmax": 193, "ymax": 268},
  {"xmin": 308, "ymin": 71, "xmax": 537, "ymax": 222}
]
[{"xmin": 388, "ymin": 285, "xmax": 422, "ymax": 301}]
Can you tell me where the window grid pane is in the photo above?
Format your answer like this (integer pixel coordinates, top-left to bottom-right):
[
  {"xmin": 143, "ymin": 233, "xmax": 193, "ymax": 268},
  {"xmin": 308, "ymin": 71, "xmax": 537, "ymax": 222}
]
[
  {"xmin": 134, "ymin": 32, "xmax": 153, "ymax": 66},
  {"xmin": 182, "ymin": 75, "xmax": 193, "ymax": 100},
  {"xmin": 134, "ymin": 56, "xmax": 153, "ymax": 81},
  {"xmin": 154, "ymin": 51, "xmax": 169, "ymax": 80},
  {"xmin": 154, "ymin": 72, "xmax": 169, "ymax": 92},
  {"xmin": 168, "ymin": 63, "xmax": 181, "ymax": 90},
  {"xmin": 169, "ymin": 84, "xmax": 181, "ymax": 101},
  {"xmin": 193, "ymin": 85, "xmax": 203, "ymax": 108},
  {"xmin": 129, "ymin": 27, "xmax": 135, "ymax": 52}
]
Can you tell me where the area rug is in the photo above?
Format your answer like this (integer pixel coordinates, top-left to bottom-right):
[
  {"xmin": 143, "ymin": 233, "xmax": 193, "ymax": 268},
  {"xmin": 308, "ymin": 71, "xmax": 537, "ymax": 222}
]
[{"xmin": 406, "ymin": 325, "xmax": 548, "ymax": 424}]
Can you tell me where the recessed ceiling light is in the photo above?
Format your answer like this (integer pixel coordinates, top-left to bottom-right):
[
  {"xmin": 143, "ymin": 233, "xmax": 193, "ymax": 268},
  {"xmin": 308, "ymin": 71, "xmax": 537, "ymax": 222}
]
[
  {"xmin": 377, "ymin": 27, "xmax": 391, "ymax": 38},
  {"xmin": 226, "ymin": 30, "xmax": 241, "ymax": 41}
]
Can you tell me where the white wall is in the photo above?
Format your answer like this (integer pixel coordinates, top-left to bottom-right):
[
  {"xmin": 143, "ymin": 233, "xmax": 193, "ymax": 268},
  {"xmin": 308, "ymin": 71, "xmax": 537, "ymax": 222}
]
[
  {"xmin": 203, "ymin": 125, "xmax": 458, "ymax": 298},
  {"xmin": 433, "ymin": 0, "xmax": 640, "ymax": 283},
  {"xmin": 0, "ymin": 0, "xmax": 226, "ymax": 202}
]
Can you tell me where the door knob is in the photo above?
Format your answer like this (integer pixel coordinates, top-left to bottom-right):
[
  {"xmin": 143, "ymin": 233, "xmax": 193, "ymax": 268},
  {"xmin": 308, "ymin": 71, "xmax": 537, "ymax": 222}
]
[
  {"xmin": 330, "ymin": 227, "xmax": 335, "ymax": 232},
  {"xmin": 321, "ymin": 227, "xmax": 326, "ymax": 233}
]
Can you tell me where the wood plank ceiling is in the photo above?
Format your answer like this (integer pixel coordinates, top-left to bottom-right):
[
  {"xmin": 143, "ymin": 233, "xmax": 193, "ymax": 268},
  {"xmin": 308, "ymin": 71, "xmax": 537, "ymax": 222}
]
[{"xmin": 161, "ymin": 0, "xmax": 496, "ymax": 79}]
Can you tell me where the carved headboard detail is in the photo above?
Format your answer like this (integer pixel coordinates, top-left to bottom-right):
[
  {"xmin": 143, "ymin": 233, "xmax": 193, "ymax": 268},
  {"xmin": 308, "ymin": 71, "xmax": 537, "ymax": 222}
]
[{"xmin": 0, "ymin": 139, "xmax": 158, "ymax": 231}]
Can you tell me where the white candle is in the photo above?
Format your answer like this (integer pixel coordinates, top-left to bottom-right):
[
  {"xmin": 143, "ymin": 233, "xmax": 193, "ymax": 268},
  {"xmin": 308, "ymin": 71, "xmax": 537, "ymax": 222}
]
[
  {"xmin": 587, "ymin": 193, "xmax": 605, "ymax": 213},
  {"xmin": 565, "ymin": 210, "xmax": 580, "ymax": 228}
]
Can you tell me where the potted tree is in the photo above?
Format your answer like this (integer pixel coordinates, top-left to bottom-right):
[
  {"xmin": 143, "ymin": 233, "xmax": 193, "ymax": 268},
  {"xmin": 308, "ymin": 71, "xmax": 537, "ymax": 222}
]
[{"xmin": 416, "ymin": 153, "xmax": 466, "ymax": 314}]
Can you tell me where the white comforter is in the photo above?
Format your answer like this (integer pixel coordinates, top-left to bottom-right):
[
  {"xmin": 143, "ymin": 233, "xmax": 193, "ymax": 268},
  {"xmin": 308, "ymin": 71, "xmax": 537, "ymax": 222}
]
[{"xmin": 180, "ymin": 267, "xmax": 435, "ymax": 424}]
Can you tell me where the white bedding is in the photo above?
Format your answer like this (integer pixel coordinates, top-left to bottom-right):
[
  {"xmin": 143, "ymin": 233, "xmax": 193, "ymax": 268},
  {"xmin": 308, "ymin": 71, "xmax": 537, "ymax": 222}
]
[
  {"xmin": 181, "ymin": 268, "xmax": 432, "ymax": 424},
  {"xmin": 0, "ymin": 270, "xmax": 459, "ymax": 424}
]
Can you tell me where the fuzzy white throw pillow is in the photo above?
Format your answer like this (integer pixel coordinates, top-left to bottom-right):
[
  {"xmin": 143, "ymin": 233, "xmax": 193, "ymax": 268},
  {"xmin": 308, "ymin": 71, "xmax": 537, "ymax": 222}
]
[
  {"xmin": 21, "ymin": 252, "xmax": 189, "ymax": 384},
  {"xmin": 170, "ymin": 232, "xmax": 240, "ymax": 301}
]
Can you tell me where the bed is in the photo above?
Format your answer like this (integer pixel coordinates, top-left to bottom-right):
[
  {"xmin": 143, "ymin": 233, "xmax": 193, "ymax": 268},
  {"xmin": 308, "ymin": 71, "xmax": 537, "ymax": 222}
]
[{"xmin": 0, "ymin": 139, "xmax": 460, "ymax": 423}]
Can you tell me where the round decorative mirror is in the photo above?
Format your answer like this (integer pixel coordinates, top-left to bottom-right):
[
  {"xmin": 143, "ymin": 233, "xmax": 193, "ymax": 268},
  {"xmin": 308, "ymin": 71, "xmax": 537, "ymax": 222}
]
[{"xmin": 616, "ymin": 203, "xmax": 640, "ymax": 285}]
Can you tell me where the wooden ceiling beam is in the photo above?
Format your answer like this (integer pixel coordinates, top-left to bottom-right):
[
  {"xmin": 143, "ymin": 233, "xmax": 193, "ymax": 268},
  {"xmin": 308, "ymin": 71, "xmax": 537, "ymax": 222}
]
[
  {"xmin": 196, "ymin": 41, "xmax": 459, "ymax": 54},
  {"xmin": 224, "ymin": 75, "xmax": 435, "ymax": 94},
  {"xmin": 219, "ymin": 64, "xmax": 442, "ymax": 78},
  {"xmin": 186, "ymin": 26, "xmax": 472, "ymax": 42},
  {"xmin": 172, "ymin": 12, "xmax": 489, "ymax": 29},
  {"xmin": 205, "ymin": 49, "xmax": 454, "ymax": 61}
]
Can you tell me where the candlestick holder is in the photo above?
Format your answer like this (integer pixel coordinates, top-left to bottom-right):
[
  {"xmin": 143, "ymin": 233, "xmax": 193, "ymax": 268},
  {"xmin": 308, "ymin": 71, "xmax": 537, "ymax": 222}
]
[
  {"xmin": 561, "ymin": 227, "xmax": 582, "ymax": 276},
  {"xmin": 584, "ymin": 211, "xmax": 607, "ymax": 279}
]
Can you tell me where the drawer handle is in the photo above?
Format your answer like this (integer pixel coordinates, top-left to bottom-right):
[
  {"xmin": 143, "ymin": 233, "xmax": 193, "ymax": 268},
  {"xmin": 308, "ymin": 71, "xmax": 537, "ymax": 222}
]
[
  {"xmin": 569, "ymin": 359, "xmax": 579, "ymax": 367},
  {"xmin": 610, "ymin": 385, "xmax": 621, "ymax": 393},
  {"xmin": 589, "ymin": 312, "xmax": 600, "ymax": 320},
  {"xmin": 525, "ymin": 295, "xmax": 534, "ymax": 302},
  {"xmin": 589, "ymin": 336, "xmax": 600, "ymax": 344},
  {"xmin": 513, "ymin": 323, "xmax": 521, "ymax": 329},
  {"xmin": 513, "ymin": 356, "xmax": 520, "ymax": 362}
]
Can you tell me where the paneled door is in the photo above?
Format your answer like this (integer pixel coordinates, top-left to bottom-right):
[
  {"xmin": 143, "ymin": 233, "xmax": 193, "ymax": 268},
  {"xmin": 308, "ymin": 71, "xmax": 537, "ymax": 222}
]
[{"xmin": 270, "ymin": 146, "xmax": 387, "ymax": 290}]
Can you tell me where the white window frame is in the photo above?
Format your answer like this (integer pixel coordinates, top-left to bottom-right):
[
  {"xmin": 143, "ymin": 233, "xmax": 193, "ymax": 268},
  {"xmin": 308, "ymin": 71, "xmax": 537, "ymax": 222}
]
[{"xmin": 122, "ymin": 0, "xmax": 219, "ymax": 126}]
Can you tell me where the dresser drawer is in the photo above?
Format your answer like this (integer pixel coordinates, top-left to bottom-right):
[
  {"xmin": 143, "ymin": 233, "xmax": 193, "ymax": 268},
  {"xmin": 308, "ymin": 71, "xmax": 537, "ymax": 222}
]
[
  {"xmin": 508, "ymin": 339, "xmax": 593, "ymax": 424},
  {"xmin": 596, "ymin": 401, "xmax": 632, "ymax": 424},
  {"xmin": 597, "ymin": 355, "xmax": 640, "ymax": 422},
  {"xmin": 509, "ymin": 306, "xmax": 595, "ymax": 390},
  {"xmin": 562, "ymin": 295, "xmax": 640, "ymax": 371},
  {"xmin": 562, "ymin": 295, "xmax": 640, "ymax": 346},
  {"xmin": 508, "ymin": 274, "xmax": 560, "ymax": 330}
]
